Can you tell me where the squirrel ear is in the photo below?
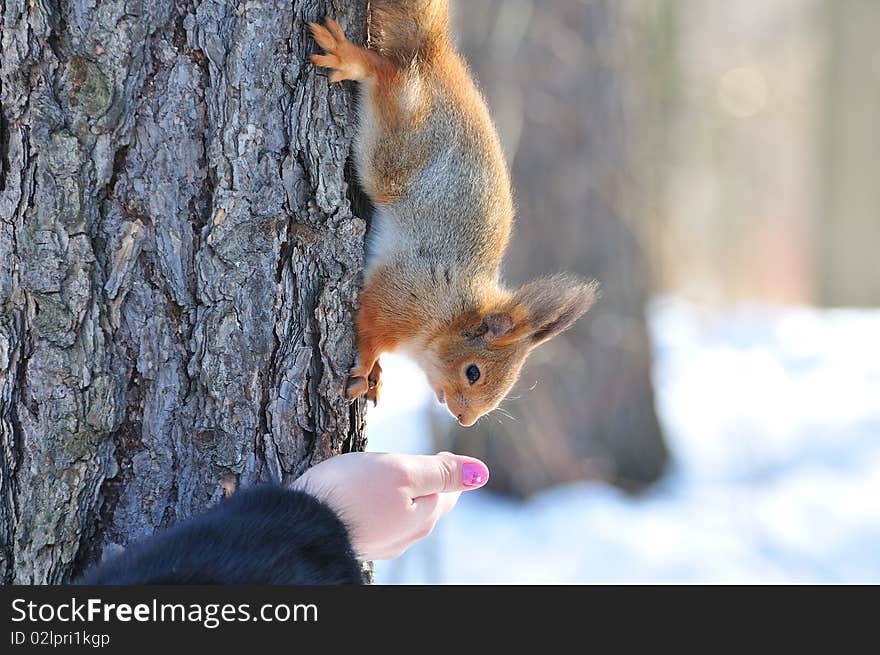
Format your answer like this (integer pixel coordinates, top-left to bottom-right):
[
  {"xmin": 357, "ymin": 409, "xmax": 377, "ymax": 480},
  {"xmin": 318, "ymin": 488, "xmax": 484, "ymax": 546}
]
[
  {"xmin": 513, "ymin": 274, "xmax": 598, "ymax": 347},
  {"xmin": 482, "ymin": 312, "xmax": 515, "ymax": 340},
  {"xmin": 464, "ymin": 311, "xmax": 515, "ymax": 344}
]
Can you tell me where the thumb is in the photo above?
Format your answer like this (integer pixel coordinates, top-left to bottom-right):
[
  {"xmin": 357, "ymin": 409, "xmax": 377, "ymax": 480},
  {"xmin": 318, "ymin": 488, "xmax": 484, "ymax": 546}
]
[{"xmin": 406, "ymin": 452, "xmax": 490, "ymax": 497}]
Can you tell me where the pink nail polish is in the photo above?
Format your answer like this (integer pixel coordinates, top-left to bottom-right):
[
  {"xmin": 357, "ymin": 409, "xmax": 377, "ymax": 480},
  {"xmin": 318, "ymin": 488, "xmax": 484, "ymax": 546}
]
[{"xmin": 462, "ymin": 462, "xmax": 489, "ymax": 487}]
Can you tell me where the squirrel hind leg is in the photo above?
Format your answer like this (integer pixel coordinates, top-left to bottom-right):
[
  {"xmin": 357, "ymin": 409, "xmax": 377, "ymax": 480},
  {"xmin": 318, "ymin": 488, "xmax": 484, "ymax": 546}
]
[{"xmin": 309, "ymin": 18, "xmax": 385, "ymax": 83}]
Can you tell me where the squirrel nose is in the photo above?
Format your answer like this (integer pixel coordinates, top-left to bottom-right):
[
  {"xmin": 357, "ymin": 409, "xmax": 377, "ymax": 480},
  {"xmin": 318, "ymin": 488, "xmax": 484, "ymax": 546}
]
[{"xmin": 457, "ymin": 413, "xmax": 478, "ymax": 427}]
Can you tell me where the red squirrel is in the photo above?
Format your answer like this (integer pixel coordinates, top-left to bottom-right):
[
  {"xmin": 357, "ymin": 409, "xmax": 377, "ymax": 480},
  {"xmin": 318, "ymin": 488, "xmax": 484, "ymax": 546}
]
[{"xmin": 310, "ymin": 1, "xmax": 597, "ymax": 426}]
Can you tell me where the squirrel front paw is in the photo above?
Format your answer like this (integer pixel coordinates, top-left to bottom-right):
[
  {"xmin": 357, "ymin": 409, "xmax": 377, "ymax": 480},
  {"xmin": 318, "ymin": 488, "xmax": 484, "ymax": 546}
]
[
  {"xmin": 365, "ymin": 360, "xmax": 382, "ymax": 406},
  {"xmin": 309, "ymin": 18, "xmax": 377, "ymax": 83},
  {"xmin": 346, "ymin": 360, "xmax": 382, "ymax": 406}
]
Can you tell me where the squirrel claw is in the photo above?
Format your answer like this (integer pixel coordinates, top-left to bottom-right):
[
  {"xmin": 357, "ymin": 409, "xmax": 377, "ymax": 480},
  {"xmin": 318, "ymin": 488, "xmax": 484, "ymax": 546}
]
[
  {"xmin": 365, "ymin": 385, "xmax": 379, "ymax": 407},
  {"xmin": 365, "ymin": 377, "xmax": 381, "ymax": 407}
]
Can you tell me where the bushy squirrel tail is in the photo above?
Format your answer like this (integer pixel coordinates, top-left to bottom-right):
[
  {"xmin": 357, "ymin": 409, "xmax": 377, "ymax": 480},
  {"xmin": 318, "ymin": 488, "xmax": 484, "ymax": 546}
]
[{"xmin": 369, "ymin": 0, "xmax": 450, "ymax": 67}]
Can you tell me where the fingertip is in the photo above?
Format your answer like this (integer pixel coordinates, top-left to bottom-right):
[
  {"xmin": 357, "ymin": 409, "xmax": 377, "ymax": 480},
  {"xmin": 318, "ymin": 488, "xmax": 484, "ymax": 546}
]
[
  {"xmin": 461, "ymin": 459, "xmax": 489, "ymax": 489},
  {"xmin": 408, "ymin": 453, "xmax": 491, "ymax": 495},
  {"xmin": 435, "ymin": 452, "xmax": 489, "ymax": 490}
]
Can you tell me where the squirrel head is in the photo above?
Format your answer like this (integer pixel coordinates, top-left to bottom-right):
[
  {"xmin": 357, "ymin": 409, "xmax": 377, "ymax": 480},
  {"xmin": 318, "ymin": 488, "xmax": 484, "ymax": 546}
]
[{"xmin": 422, "ymin": 275, "xmax": 598, "ymax": 426}]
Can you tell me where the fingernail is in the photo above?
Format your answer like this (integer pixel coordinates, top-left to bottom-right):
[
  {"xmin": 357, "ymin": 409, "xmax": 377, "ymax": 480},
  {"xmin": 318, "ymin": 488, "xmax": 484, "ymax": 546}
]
[{"xmin": 462, "ymin": 462, "xmax": 489, "ymax": 487}]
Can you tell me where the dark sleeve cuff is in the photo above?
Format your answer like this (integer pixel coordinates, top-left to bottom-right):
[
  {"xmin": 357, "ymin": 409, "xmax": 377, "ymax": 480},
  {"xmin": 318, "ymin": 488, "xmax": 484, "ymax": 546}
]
[{"xmin": 78, "ymin": 486, "xmax": 365, "ymax": 585}]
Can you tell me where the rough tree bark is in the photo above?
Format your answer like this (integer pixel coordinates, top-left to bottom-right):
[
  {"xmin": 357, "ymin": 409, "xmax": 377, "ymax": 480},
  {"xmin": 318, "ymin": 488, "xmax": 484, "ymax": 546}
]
[
  {"xmin": 0, "ymin": 0, "xmax": 368, "ymax": 584},
  {"xmin": 439, "ymin": 0, "xmax": 669, "ymax": 496}
]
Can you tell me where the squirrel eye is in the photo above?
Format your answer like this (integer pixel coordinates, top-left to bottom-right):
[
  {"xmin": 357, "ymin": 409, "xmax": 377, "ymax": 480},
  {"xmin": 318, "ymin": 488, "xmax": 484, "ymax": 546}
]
[{"xmin": 465, "ymin": 364, "xmax": 481, "ymax": 384}]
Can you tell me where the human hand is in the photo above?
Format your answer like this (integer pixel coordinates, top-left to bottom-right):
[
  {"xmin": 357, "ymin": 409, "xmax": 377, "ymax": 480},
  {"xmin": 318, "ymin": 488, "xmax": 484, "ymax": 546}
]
[{"xmin": 292, "ymin": 451, "xmax": 489, "ymax": 560}]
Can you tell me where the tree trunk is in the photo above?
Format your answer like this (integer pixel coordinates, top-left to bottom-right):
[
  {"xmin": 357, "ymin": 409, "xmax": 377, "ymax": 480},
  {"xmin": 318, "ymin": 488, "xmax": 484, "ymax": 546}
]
[
  {"xmin": 0, "ymin": 0, "xmax": 368, "ymax": 584},
  {"xmin": 439, "ymin": 0, "xmax": 668, "ymax": 496},
  {"xmin": 818, "ymin": 0, "xmax": 880, "ymax": 307}
]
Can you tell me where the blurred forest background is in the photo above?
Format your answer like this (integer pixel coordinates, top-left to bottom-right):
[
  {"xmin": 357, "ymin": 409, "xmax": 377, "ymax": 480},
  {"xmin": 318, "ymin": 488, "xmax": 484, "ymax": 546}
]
[{"xmin": 431, "ymin": 0, "xmax": 880, "ymax": 498}]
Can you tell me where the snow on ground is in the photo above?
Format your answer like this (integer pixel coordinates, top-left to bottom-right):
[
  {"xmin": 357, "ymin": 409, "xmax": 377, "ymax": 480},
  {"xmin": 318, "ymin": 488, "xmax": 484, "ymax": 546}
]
[{"xmin": 366, "ymin": 298, "xmax": 880, "ymax": 583}]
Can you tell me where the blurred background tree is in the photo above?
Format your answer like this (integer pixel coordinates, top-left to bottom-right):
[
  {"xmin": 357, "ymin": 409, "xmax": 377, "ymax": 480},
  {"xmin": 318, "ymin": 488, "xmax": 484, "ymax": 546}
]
[
  {"xmin": 819, "ymin": 0, "xmax": 880, "ymax": 306},
  {"xmin": 436, "ymin": 0, "xmax": 670, "ymax": 497},
  {"xmin": 635, "ymin": 0, "xmax": 879, "ymax": 309},
  {"xmin": 435, "ymin": 0, "xmax": 880, "ymax": 498}
]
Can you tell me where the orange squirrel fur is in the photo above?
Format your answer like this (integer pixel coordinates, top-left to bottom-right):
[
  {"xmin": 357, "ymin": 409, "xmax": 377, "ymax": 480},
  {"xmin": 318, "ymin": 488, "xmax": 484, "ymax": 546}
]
[{"xmin": 310, "ymin": 1, "xmax": 597, "ymax": 426}]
